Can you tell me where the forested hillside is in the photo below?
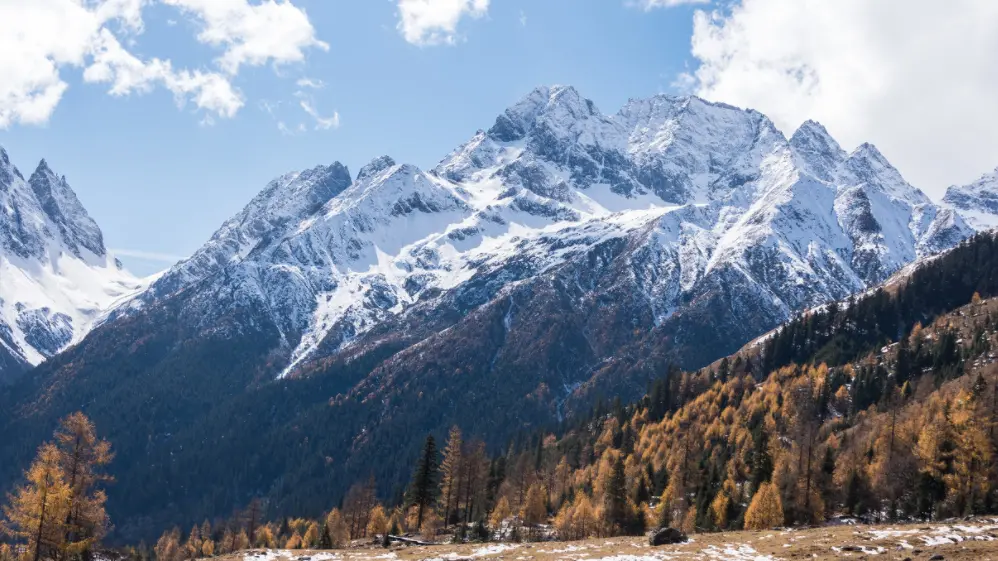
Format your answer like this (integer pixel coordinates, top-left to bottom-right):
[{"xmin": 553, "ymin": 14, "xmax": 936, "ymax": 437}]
[{"xmin": 114, "ymin": 230, "xmax": 998, "ymax": 555}]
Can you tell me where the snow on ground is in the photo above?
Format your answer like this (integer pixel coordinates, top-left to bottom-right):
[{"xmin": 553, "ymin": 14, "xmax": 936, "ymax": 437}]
[
  {"xmin": 857, "ymin": 522, "xmax": 998, "ymax": 550},
  {"xmin": 243, "ymin": 550, "xmax": 397, "ymax": 561}
]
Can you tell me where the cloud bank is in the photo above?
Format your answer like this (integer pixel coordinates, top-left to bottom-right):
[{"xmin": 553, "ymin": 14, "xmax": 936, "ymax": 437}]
[
  {"xmin": 681, "ymin": 0, "xmax": 998, "ymax": 194},
  {"xmin": 0, "ymin": 0, "xmax": 327, "ymax": 127}
]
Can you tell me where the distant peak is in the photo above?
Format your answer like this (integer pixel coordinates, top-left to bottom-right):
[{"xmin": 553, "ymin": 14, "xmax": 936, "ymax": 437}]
[
  {"xmin": 357, "ymin": 156, "xmax": 397, "ymax": 181},
  {"xmin": 790, "ymin": 119, "xmax": 840, "ymax": 149},
  {"xmin": 28, "ymin": 159, "xmax": 60, "ymax": 188},
  {"xmin": 850, "ymin": 142, "xmax": 890, "ymax": 166},
  {"xmin": 488, "ymin": 84, "xmax": 599, "ymax": 142},
  {"xmin": 328, "ymin": 161, "xmax": 350, "ymax": 176},
  {"xmin": 793, "ymin": 119, "xmax": 831, "ymax": 138}
]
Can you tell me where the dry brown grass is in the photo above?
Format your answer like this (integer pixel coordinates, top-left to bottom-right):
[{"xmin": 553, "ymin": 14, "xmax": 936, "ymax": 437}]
[{"xmin": 226, "ymin": 520, "xmax": 998, "ymax": 561}]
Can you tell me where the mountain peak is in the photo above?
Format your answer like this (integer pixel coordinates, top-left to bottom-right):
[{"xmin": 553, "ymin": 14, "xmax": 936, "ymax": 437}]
[
  {"xmin": 27, "ymin": 158, "xmax": 106, "ymax": 258},
  {"xmin": 851, "ymin": 142, "xmax": 889, "ymax": 165},
  {"xmin": 789, "ymin": 119, "xmax": 846, "ymax": 181},
  {"xmin": 791, "ymin": 120, "xmax": 839, "ymax": 148},
  {"xmin": 942, "ymin": 166, "xmax": 998, "ymax": 228},
  {"xmin": 0, "ymin": 148, "xmax": 142, "ymax": 371},
  {"xmin": 487, "ymin": 84, "xmax": 600, "ymax": 142},
  {"xmin": 357, "ymin": 155, "xmax": 397, "ymax": 181}
]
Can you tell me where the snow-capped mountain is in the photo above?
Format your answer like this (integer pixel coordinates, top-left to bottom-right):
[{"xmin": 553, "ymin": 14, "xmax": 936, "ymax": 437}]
[
  {"xmin": 0, "ymin": 86, "xmax": 980, "ymax": 539},
  {"xmin": 943, "ymin": 166, "xmax": 998, "ymax": 230},
  {"xmin": 123, "ymin": 86, "xmax": 968, "ymax": 380},
  {"xmin": 0, "ymin": 147, "xmax": 146, "ymax": 379}
]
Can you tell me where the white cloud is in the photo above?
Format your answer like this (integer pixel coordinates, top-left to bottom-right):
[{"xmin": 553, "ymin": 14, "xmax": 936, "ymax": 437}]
[
  {"xmin": 397, "ymin": 0, "xmax": 490, "ymax": 46},
  {"xmin": 296, "ymin": 77, "xmax": 325, "ymax": 89},
  {"xmin": 85, "ymin": 28, "xmax": 244, "ymax": 118},
  {"xmin": 111, "ymin": 248, "xmax": 185, "ymax": 262},
  {"xmin": 0, "ymin": 0, "xmax": 326, "ymax": 128},
  {"xmin": 160, "ymin": 0, "xmax": 328, "ymax": 74},
  {"xmin": 632, "ymin": 0, "xmax": 709, "ymax": 9},
  {"xmin": 299, "ymin": 100, "xmax": 340, "ymax": 130},
  {"xmin": 681, "ymin": 0, "xmax": 998, "ymax": 196}
]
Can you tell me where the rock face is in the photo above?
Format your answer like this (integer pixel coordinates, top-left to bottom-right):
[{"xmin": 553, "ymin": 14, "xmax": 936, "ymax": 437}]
[
  {"xmin": 0, "ymin": 148, "xmax": 146, "ymax": 381},
  {"xmin": 943, "ymin": 166, "xmax": 998, "ymax": 230},
  {"xmin": 649, "ymin": 527, "xmax": 688, "ymax": 546},
  {"xmin": 0, "ymin": 86, "xmax": 978, "ymax": 539}
]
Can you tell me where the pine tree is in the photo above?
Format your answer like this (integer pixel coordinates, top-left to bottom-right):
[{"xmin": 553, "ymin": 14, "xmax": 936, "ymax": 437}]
[
  {"xmin": 243, "ymin": 499, "xmax": 262, "ymax": 546},
  {"xmin": 406, "ymin": 435, "xmax": 440, "ymax": 530}
]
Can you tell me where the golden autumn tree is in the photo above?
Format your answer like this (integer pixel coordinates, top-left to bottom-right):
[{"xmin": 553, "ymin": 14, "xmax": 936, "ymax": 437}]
[
  {"xmin": 744, "ymin": 483, "xmax": 783, "ymax": 530},
  {"xmin": 324, "ymin": 509, "xmax": 349, "ymax": 548},
  {"xmin": 489, "ymin": 496, "xmax": 512, "ymax": 529},
  {"xmin": 183, "ymin": 524, "xmax": 202, "ymax": 559},
  {"xmin": 710, "ymin": 490, "xmax": 730, "ymax": 529},
  {"xmin": 1, "ymin": 444, "xmax": 71, "ymax": 561},
  {"xmin": 284, "ymin": 532, "xmax": 302, "ymax": 550},
  {"xmin": 154, "ymin": 528, "xmax": 184, "ymax": 561},
  {"xmin": 302, "ymin": 522, "xmax": 319, "ymax": 549},
  {"xmin": 255, "ymin": 524, "xmax": 274, "ymax": 549},
  {"xmin": 520, "ymin": 483, "xmax": 547, "ymax": 527},
  {"xmin": 53, "ymin": 413, "xmax": 113, "ymax": 559},
  {"xmin": 438, "ymin": 426, "xmax": 463, "ymax": 527},
  {"xmin": 366, "ymin": 505, "xmax": 388, "ymax": 538},
  {"xmin": 946, "ymin": 391, "xmax": 992, "ymax": 515}
]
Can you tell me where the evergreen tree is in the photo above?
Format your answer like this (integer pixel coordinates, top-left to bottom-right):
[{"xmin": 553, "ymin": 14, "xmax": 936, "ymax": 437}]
[{"xmin": 406, "ymin": 435, "xmax": 440, "ymax": 530}]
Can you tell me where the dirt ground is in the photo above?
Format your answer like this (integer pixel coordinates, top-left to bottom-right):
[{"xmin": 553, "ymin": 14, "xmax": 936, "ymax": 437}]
[{"xmin": 234, "ymin": 520, "xmax": 998, "ymax": 561}]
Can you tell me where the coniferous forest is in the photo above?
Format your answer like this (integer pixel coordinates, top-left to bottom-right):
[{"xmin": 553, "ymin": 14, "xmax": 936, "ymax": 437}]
[{"xmin": 5, "ymin": 232, "xmax": 998, "ymax": 558}]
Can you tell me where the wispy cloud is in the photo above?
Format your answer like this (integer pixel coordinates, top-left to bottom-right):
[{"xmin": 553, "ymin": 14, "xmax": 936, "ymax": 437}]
[
  {"xmin": 296, "ymin": 77, "xmax": 325, "ymax": 89},
  {"xmin": 111, "ymin": 248, "xmax": 186, "ymax": 263},
  {"xmin": 299, "ymin": 99, "xmax": 340, "ymax": 130},
  {"xmin": 629, "ymin": 0, "xmax": 709, "ymax": 9}
]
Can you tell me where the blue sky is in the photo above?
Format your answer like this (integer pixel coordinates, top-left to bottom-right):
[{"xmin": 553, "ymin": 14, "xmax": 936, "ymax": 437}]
[
  {"xmin": 0, "ymin": 0, "xmax": 702, "ymax": 275},
  {"xmin": 3, "ymin": 0, "xmax": 998, "ymax": 275}
]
